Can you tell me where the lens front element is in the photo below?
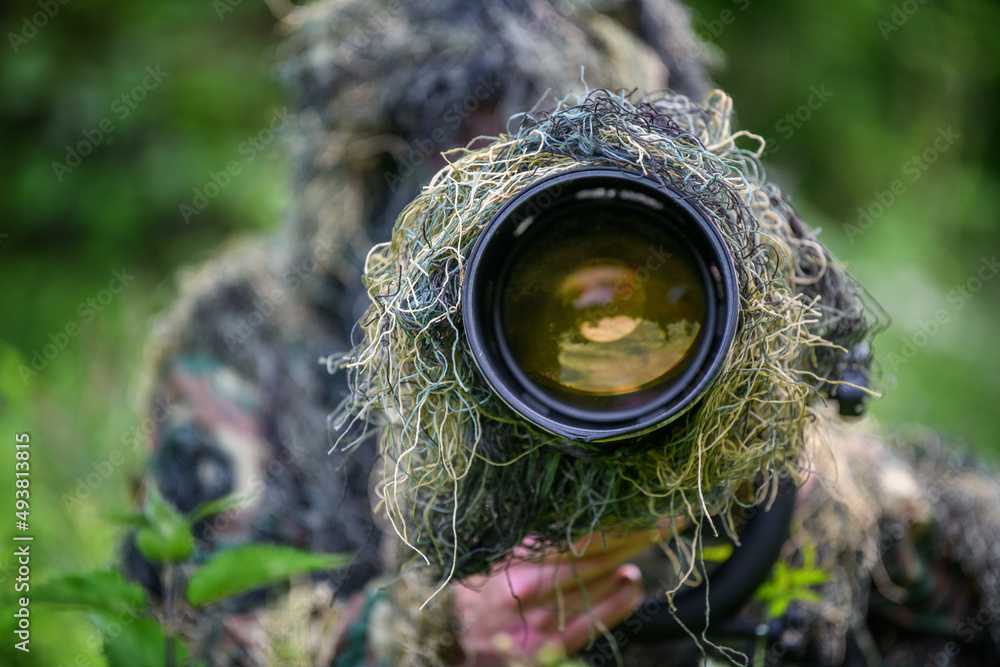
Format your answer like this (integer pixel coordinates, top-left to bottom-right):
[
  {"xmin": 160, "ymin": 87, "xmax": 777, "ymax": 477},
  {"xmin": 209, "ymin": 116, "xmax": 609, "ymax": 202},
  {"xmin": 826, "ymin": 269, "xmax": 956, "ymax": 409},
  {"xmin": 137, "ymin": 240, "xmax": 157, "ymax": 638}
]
[
  {"xmin": 463, "ymin": 168, "xmax": 738, "ymax": 442},
  {"xmin": 502, "ymin": 207, "xmax": 708, "ymax": 414}
]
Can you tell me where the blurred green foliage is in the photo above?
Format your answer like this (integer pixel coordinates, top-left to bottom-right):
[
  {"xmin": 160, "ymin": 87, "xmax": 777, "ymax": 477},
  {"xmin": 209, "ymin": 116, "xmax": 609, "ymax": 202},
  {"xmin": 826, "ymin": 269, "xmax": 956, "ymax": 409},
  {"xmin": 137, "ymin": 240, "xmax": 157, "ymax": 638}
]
[
  {"xmin": 0, "ymin": 0, "xmax": 289, "ymax": 663},
  {"xmin": 692, "ymin": 0, "xmax": 1000, "ymax": 451},
  {"xmin": 0, "ymin": 0, "xmax": 997, "ymax": 664}
]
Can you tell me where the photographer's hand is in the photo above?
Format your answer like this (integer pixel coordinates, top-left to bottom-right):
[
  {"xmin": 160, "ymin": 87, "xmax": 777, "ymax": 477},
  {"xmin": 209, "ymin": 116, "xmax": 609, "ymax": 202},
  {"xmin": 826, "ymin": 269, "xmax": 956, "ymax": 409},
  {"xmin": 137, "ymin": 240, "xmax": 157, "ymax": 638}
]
[{"xmin": 454, "ymin": 524, "xmax": 678, "ymax": 665}]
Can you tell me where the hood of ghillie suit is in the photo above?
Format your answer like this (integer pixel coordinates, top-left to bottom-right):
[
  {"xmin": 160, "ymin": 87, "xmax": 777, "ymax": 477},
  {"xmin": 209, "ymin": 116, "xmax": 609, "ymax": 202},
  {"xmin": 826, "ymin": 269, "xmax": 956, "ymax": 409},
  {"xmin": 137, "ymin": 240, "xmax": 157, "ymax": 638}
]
[
  {"xmin": 277, "ymin": 0, "xmax": 711, "ymax": 323},
  {"xmin": 335, "ymin": 89, "xmax": 884, "ymax": 585}
]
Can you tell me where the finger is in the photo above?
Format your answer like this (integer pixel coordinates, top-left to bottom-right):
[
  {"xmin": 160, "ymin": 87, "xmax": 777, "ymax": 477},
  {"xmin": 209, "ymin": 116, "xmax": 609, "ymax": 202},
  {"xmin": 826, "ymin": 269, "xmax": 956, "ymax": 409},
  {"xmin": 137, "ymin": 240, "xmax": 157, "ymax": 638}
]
[
  {"xmin": 510, "ymin": 531, "xmax": 661, "ymax": 601},
  {"xmin": 463, "ymin": 561, "xmax": 645, "ymax": 638},
  {"xmin": 513, "ymin": 516, "xmax": 685, "ymax": 562},
  {"xmin": 483, "ymin": 565, "xmax": 646, "ymax": 660},
  {"xmin": 567, "ymin": 522, "xmax": 678, "ymax": 559},
  {"xmin": 561, "ymin": 563, "xmax": 644, "ymax": 655},
  {"xmin": 537, "ymin": 563, "xmax": 645, "ymax": 620}
]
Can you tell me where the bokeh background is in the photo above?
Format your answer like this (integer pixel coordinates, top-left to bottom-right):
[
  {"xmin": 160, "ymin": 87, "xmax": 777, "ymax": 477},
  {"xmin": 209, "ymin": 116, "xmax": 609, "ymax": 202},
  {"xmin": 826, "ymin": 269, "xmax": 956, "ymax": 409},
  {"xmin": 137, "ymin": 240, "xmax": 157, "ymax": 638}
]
[{"xmin": 1, "ymin": 0, "xmax": 997, "ymax": 664}]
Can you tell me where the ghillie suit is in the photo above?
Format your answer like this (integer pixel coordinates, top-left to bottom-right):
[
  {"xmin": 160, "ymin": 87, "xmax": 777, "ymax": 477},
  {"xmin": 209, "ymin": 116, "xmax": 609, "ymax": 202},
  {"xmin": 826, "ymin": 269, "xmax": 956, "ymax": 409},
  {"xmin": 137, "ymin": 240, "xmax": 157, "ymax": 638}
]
[
  {"xmin": 335, "ymin": 89, "xmax": 1000, "ymax": 666},
  {"xmin": 123, "ymin": 0, "xmax": 1000, "ymax": 665}
]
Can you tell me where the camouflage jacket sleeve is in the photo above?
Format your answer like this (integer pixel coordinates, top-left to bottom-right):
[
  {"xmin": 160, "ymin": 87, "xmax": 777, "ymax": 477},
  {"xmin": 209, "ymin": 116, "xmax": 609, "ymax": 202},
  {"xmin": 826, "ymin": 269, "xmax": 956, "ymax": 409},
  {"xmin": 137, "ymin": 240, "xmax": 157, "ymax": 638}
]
[{"xmin": 122, "ymin": 244, "xmax": 385, "ymax": 665}]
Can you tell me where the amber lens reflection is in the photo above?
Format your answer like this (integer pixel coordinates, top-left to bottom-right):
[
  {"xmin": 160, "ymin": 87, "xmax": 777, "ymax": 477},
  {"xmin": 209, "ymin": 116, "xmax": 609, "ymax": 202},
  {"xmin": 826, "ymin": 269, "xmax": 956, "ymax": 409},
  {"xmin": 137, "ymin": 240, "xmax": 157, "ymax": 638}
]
[{"xmin": 502, "ymin": 206, "xmax": 707, "ymax": 406}]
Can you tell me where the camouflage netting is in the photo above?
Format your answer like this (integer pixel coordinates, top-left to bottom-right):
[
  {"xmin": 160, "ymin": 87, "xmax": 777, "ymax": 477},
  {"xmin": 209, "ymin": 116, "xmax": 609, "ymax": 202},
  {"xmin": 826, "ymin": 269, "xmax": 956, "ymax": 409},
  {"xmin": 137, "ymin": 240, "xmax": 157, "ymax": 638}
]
[{"xmin": 335, "ymin": 88, "xmax": 885, "ymax": 588}]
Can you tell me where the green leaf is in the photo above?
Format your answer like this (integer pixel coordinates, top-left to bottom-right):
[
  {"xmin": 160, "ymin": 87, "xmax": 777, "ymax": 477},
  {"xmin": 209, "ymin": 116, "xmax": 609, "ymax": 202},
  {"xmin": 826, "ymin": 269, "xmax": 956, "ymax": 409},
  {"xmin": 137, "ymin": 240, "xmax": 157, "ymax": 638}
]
[
  {"xmin": 766, "ymin": 596, "xmax": 792, "ymax": 619},
  {"xmin": 186, "ymin": 493, "xmax": 247, "ymax": 526},
  {"xmin": 136, "ymin": 490, "xmax": 196, "ymax": 563},
  {"xmin": 32, "ymin": 570, "xmax": 146, "ymax": 615},
  {"xmin": 186, "ymin": 544, "xmax": 352, "ymax": 607},
  {"xmin": 102, "ymin": 509, "xmax": 146, "ymax": 526},
  {"xmin": 789, "ymin": 567, "xmax": 829, "ymax": 587},
  {"xmin": 753, "ymin": 581, "xmax": 780, "ymax": 601},
  {"xmin": 791, "ymin": 589, "xmax": 823, "ymax": 604},
  {"xmin": 701, "ymin": 543, "xmax": 735, "ymax": 562},
  {"xmin": 91, "ymin": 610, "xmax": 188, "ymax": 667},
  {"xmin": 753, "ymin": 540, "xmax": 830, "ymax": 621}
]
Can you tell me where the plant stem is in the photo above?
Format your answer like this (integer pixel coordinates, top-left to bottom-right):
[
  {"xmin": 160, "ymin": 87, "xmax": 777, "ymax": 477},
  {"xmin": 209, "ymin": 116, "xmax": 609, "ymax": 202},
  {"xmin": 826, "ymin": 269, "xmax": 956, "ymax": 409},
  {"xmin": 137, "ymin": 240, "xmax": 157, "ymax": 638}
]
[{"xmin": 164, "ymin": 563, "xmax": 177, "ymax": 667}]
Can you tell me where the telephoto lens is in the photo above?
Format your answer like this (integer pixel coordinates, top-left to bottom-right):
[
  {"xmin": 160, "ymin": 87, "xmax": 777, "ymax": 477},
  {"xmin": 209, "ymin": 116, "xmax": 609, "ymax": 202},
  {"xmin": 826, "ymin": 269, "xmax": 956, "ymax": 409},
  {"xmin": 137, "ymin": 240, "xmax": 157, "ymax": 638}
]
[
  {"xmin": 464, "ymin": 167, "xmax": 739, "ymax": 442},
  {"xmin": 342, "ymin": 90, "xmax": 884, "ymax": 590}
]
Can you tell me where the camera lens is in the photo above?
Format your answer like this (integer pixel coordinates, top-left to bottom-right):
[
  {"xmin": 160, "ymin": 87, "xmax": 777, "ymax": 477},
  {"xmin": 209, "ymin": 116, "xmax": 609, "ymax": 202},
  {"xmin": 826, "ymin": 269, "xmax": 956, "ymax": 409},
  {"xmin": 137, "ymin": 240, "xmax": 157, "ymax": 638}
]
[{"xmin": 464, "ymin": 168, "xmax": 738, "ymax": 442}]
